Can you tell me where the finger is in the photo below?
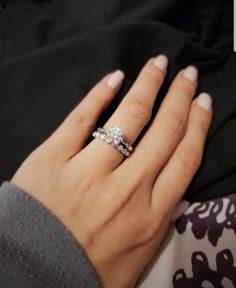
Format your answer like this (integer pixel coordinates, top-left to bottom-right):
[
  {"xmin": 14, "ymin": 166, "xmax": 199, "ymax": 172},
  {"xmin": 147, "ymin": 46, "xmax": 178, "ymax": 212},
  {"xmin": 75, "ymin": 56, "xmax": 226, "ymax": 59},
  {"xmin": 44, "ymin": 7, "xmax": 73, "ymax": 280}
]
[
  {"xmin": 123, "ymin": 66, "xmax": 198, "ymax": 181},
  {"xmin": 151, "ymin": 93, "xmax": 213, "ymax": 212},
  {"xmin": 41, "ymin": 71, "xmax": 125, "ymax": 160},
  {"xmin": 83, "ymin": 55, "xmax": 168, "ymax": 171}
]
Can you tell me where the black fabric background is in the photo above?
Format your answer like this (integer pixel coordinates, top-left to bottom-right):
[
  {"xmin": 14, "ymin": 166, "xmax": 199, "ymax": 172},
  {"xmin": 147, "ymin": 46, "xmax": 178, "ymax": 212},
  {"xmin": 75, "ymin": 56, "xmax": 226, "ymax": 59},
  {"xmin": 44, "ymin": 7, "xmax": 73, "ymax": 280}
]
[{"xmin": 0, "ymin": 0, "xmax": 234, "ymax": 202}]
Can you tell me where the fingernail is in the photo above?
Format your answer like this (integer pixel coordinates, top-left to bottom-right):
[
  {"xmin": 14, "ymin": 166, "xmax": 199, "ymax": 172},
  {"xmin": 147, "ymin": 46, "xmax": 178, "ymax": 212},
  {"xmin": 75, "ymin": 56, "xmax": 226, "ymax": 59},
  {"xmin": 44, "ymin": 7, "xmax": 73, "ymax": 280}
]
[
  {"xmin": 171, "ymin": 200, "xmax": 190, "ymax": 222},
  {"xmin": 197, "ymin": 93, "xmax": 212, "ymax": 111},
  {"xmin": 183, "ymin": 66, "xmax": 198, "ymax": 82},
  {"xmin": 107, "ymin": 70, "xmax": 125, "ymax": 89},
  {"xmin": 153, "ymin": 54, "xmax": 168, "ymax": 72}
]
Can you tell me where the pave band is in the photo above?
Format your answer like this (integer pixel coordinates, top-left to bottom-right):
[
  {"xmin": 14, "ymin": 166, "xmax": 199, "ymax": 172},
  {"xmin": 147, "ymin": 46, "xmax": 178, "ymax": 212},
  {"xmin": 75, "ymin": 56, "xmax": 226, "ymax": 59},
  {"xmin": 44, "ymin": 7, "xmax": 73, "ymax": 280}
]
[{"xmin": 92, "ymin": 127, "xmax": 133, "ymax": 157}]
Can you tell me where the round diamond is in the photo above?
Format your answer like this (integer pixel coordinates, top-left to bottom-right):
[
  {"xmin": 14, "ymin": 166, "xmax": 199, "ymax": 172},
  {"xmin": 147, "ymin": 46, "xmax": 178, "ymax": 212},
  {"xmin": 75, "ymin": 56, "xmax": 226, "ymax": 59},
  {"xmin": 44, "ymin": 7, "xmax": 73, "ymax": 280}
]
[{"xmin": 107, "ymin": 127, "xmax": 124, "ymax": 145}]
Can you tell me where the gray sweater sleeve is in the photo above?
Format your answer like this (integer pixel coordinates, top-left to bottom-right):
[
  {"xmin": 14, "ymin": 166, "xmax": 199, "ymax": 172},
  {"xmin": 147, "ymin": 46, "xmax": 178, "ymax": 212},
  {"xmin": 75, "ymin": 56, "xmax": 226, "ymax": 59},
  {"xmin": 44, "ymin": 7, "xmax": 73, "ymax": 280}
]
[{"xmin": 0, "ymin": 181, "xmax": 101, "ymax": 288}]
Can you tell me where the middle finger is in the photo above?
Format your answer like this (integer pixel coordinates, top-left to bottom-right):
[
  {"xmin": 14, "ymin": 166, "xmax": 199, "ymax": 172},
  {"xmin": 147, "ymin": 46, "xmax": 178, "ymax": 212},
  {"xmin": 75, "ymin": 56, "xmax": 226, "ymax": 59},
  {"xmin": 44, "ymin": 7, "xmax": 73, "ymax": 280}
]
[{"xmin": 122, "ymin": 66, "xmax": 198, "ymax": 181}]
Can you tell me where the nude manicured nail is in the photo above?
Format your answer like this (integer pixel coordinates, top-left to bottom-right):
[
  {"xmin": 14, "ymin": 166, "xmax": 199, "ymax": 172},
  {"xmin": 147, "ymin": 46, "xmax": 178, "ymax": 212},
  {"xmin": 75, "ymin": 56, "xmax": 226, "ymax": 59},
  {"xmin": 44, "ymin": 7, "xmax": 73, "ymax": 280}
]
[
  {"xmin": 107, "ymin": 70, "xmax": 125, "ymax": 89},
  {"xmin": 183, "ymin": 66, "xmax": 198, "ymax": 82},
  {"xmin": 153, "ymin": 54, "xmax": 168, "ymax": 71},
  {"xmin": 171, "ymin": 200, "xmax": 190, "ymax": 222},
  {"xmin": 197, "ymin": 93, "xmax": 212, "ymax": 111}
]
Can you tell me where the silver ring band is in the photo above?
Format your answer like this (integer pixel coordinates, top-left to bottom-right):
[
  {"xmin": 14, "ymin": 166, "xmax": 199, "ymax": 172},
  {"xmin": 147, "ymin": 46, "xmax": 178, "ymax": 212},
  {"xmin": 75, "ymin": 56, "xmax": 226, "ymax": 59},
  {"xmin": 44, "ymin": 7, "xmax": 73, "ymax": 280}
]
[
  {"xmin": 92, "ymin": 127, "xmax": 133, "ymax": 157},
  {"xmin": 97, "ymin": 127, "xmax": 133, "ymax": 152}
]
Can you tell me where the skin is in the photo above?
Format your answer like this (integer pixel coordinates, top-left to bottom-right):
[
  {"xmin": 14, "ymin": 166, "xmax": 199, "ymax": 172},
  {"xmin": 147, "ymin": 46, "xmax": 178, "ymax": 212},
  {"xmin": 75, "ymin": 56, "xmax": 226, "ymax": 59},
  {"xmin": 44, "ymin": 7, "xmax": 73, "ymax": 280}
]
[{"xmin": 11, "ymin": 57, "xmax": 212, "ymax": 288}]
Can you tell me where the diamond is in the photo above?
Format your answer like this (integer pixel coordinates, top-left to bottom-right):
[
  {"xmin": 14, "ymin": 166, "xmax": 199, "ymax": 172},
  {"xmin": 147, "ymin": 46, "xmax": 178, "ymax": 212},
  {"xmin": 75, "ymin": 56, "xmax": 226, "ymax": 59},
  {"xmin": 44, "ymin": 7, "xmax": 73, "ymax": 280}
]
[
  {"xmin": 107, "ymin": 127, "xmax": 124, "ymax": 145},
  {"xmin": 92, "ymin": 127, "xmax": 132, "ymax": 157}
]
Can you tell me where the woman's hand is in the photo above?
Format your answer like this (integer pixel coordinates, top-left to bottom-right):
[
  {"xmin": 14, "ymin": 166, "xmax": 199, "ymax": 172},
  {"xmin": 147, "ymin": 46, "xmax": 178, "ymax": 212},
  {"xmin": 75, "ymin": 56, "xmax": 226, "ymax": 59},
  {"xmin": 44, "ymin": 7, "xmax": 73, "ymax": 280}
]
[{"xmin": 11, "ymin": 55, "xmax": 212, "ymax": 288}]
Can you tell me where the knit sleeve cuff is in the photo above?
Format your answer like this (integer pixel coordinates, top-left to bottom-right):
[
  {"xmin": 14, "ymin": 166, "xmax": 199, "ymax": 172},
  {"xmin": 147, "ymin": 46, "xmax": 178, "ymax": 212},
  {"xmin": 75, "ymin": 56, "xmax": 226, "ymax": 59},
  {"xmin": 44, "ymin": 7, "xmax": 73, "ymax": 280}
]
[{"xmin": 0, "ymin": 181, "xmax": 101, "ymax": 288}]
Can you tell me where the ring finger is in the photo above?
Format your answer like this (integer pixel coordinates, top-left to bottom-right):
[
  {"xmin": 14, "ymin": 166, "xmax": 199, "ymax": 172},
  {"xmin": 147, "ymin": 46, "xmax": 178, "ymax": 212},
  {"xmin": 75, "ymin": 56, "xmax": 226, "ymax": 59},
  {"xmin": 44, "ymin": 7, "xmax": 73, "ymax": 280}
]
[{"xmin": 80, "ymin": 55, "xmax": 169, "ymax": 171}]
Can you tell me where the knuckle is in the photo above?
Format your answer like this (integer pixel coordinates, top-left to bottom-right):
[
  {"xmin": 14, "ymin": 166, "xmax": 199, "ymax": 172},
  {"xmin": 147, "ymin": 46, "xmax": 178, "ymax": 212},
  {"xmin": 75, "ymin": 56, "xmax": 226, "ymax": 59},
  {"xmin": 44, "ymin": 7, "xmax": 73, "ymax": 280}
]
[
  {"xmin": 178, "ymin": 146, "xmax": 202, "ymax": 174},
  {"xmin": 141, "ymin": 216, "xmax": 163, "ymax": 243},
  {"xmin": 192, "ymin": 110, "xmax": 210, "ymax": 133},
  {"xmin": 125, "ymin": 100, "xmax": 151, "ymax": 128},
  {"xmin": 143, "ymin": 64, "xmax": 164, "ymax": 85},
  {"xmin": 90, "ymin": 90, "xmax": 111, "ymax": 107},
  {"xmin": 170, "ymin": 79, "xmax": 195, "ymax": 96},
  {"xmin": 163, "ymin": 112, "xmax": 185, "ymax": 140},
  {"xmin": 79, "ymin": 176, "xmax": 95, "ymax": 194},
  {"xmin": 69, "ymin": 111, "xmax": 94, "ymax": 131},
  {"xmin": 198, "ymin": 117, "xmax": 209, "ymax": 132}
]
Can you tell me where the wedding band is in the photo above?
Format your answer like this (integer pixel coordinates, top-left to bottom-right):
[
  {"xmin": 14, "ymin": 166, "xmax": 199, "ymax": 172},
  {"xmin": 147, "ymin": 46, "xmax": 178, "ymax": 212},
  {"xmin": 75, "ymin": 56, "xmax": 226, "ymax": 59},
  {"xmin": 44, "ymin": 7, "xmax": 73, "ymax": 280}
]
[{"xmin": 92, "ymin": 127, "xmax": 133, "ymax": 157}]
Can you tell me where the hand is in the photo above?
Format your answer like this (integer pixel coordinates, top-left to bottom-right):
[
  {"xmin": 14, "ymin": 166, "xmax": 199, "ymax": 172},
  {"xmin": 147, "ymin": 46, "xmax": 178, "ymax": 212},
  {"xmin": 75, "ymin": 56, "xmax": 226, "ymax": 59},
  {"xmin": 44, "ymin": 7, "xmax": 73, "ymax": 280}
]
[{"xmin": 11, "ymin": 55, "xmax": 212, "ymax": 288}]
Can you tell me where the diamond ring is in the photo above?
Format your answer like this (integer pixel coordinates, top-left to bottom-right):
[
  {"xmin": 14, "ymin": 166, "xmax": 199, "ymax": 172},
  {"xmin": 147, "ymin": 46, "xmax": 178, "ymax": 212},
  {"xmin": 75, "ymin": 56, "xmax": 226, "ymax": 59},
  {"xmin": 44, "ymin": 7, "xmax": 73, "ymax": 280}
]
[{"xmin": 92, "ymin": 127, "xmax": 133, "ymax": 157}]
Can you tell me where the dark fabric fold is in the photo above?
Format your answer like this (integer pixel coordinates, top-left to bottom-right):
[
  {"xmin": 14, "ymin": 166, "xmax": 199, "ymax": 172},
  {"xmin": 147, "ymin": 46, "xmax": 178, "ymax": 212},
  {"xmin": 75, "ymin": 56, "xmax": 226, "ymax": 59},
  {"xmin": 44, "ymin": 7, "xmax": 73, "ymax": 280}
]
[{"xmin": 0, "ymin": 0, "xmax": 234, "ymax": 202}]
